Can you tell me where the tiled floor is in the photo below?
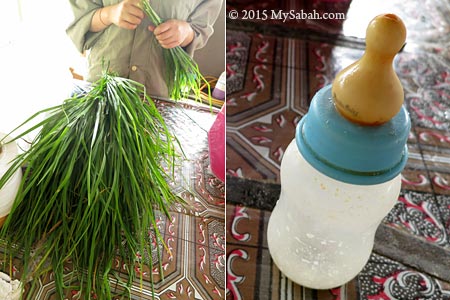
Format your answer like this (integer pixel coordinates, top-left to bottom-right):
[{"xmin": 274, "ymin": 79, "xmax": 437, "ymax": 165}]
[
  {"xmin": 2, "ymin": 101, "xmax": 225, "ymax": 299},
  {"xmin": 227, "ymin": 204, "xmax": 450, "ymax": 299},
  {"xmin": 226, "ymin": 0, "xmax": 450, "ymax": 299}
]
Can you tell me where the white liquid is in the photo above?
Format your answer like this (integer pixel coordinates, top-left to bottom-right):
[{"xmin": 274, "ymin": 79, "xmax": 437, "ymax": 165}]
[{"xmin": 267, "ymin": 140, "xmax": 401, "ymax": 289}]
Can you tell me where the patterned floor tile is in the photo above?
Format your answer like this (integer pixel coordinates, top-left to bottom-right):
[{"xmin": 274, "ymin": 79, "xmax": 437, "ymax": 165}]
[
  {"xmin": 432, "ymin": 172, "xmax": 450, "ymax": 195},
  {"xmin": 174, "ymin": 149, "xmax": 226, "ymax": 218},
  {"xmin": 226, "ymin": 203, "xmax": 450, "ymax": 300},
  {"xmin": 359, "ymin": 253, "xmax": 450, "ymax": 300},
  {"xmin": 190, "ymin": 215, "xmax": 226, "ymax": 300},
  {"xmin": 385, "ymin": 190, "xmax": 449, "ymax": 248},
  {"xmin": 422, "ymin": 149, "xmax": 450, "ymax": 174},
  {"xmin": 227, "ymin": 60, "xmax": 282, "ymax": 124},
  {"xmin": 401, "ymin": 169, "xmax": 434, "ymax": 193},
  {"xmin": 13, "ymin": 213, "xmax": 225, "ymax": 300},
  {"xmin": 226, "ymin": 243, "xmax": 260, "ymax": 300},
  {"xmin": 226, "ymin": 205, "xmax": 264, "ymax": 247},
  {"xmin": 436, "ymin": 194, "xmax": 450, "ymax": 243},
  {"xmin": 226, "ymin": 133, "xmax": 279, "ymax": 181},
  {"xmin": 156, "ymin": 98, "xmax": 226, "ymax": 300},
  {"xmin": 226, "ymin": 32, "xmax": 310, "ymax": 124},
  {"xmin": 397, "ymin": 50, "xmax": 450, "ymax": 133}
]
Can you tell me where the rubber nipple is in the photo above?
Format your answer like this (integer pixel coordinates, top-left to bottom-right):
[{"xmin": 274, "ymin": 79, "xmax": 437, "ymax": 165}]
[{"xmin": 332, "ymin": 14, "xmax": 407, "ymax": 126}]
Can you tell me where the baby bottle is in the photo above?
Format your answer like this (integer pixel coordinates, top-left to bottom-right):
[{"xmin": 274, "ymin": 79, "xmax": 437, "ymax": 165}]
[{"xmin": 267, "ymin": 14, "xmax": 410, "ymax": 289}]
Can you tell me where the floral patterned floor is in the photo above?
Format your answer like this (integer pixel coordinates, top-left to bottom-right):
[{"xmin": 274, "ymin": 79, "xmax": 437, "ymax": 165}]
[{"xmin": 226, "ymin": 0, "xmax": 450, "ymax": 299}]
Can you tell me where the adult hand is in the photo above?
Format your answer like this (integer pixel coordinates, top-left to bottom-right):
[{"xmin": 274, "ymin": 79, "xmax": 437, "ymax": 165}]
[
  {"xmin": 149, "ymin": 19, "xmax": 194, "ymax": 49},
  {"xmin": 108, "ymin": 0, "xmax": 144, "ymax": 30}
]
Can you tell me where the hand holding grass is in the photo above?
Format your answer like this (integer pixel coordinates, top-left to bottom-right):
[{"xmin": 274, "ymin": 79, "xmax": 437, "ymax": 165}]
[
  {"xmin": 142, "ymin": 0, "xmax": 210, "ymax": 101},
  {"xmin": 149, "ymin": 19, "xmax": 195, "ymax": 48},
  {"xmin": 91, "ymin": 0, "xmax": 144, "ymax": 32}
]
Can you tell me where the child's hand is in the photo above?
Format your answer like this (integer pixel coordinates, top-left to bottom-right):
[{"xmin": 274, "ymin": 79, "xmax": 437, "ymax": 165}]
[{"xmin": 149, "ymin": 20, "xmax": 194, "ymax": 48}]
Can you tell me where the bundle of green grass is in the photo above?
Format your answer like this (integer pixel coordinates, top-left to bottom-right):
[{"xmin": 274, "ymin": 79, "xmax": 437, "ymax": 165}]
[
  {"xmin": 0, "ymin": 72, "xmax": 182, "ymax": 298},
  {"xmin": 142, "ymin": 0, "xmax": 210, "ymax": 101}
]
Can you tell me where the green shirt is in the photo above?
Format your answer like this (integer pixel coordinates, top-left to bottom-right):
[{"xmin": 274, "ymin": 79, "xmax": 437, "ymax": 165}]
[{"xmin": 66, "ymin": 0, "xmax": 223, "ymax": 98}]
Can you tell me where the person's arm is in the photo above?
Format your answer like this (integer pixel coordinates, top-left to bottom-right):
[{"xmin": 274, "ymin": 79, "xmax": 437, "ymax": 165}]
[
  {"xmin": 148, "ymin": 0, "xmax": 223, "ymax": 51},
  {"xmin": 90, "ymin": 0, "xmax": 144, "ymax": 32},
  {"xmin": 183, "ymin": 0, "xmax": 223, "ymax": 55},
  {"xmin": 66, "ymin": 0, "xmax": 102, "ymax": 53},
  {"xmin": 90, "ymin": 7, "xmax": 112, "ymax": 32},
  {"xmin": 67, "ymin": 0, "xmax": 145, "ymax": 53}
]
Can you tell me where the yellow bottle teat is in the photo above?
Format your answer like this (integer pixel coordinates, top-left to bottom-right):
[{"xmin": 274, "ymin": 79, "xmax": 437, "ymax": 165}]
[{"xmin": 332, "ymin": 14, "xmax": 407, "ymax": 126}]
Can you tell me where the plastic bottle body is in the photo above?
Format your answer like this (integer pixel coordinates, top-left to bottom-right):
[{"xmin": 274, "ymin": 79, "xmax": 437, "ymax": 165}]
[
  {"xmin": 267, "ymin": 139, "xmax": 401, "ymax": 289},
  {"xmin": 212, "ymin": 71, "xmax": 226, "ymax": 100}
]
